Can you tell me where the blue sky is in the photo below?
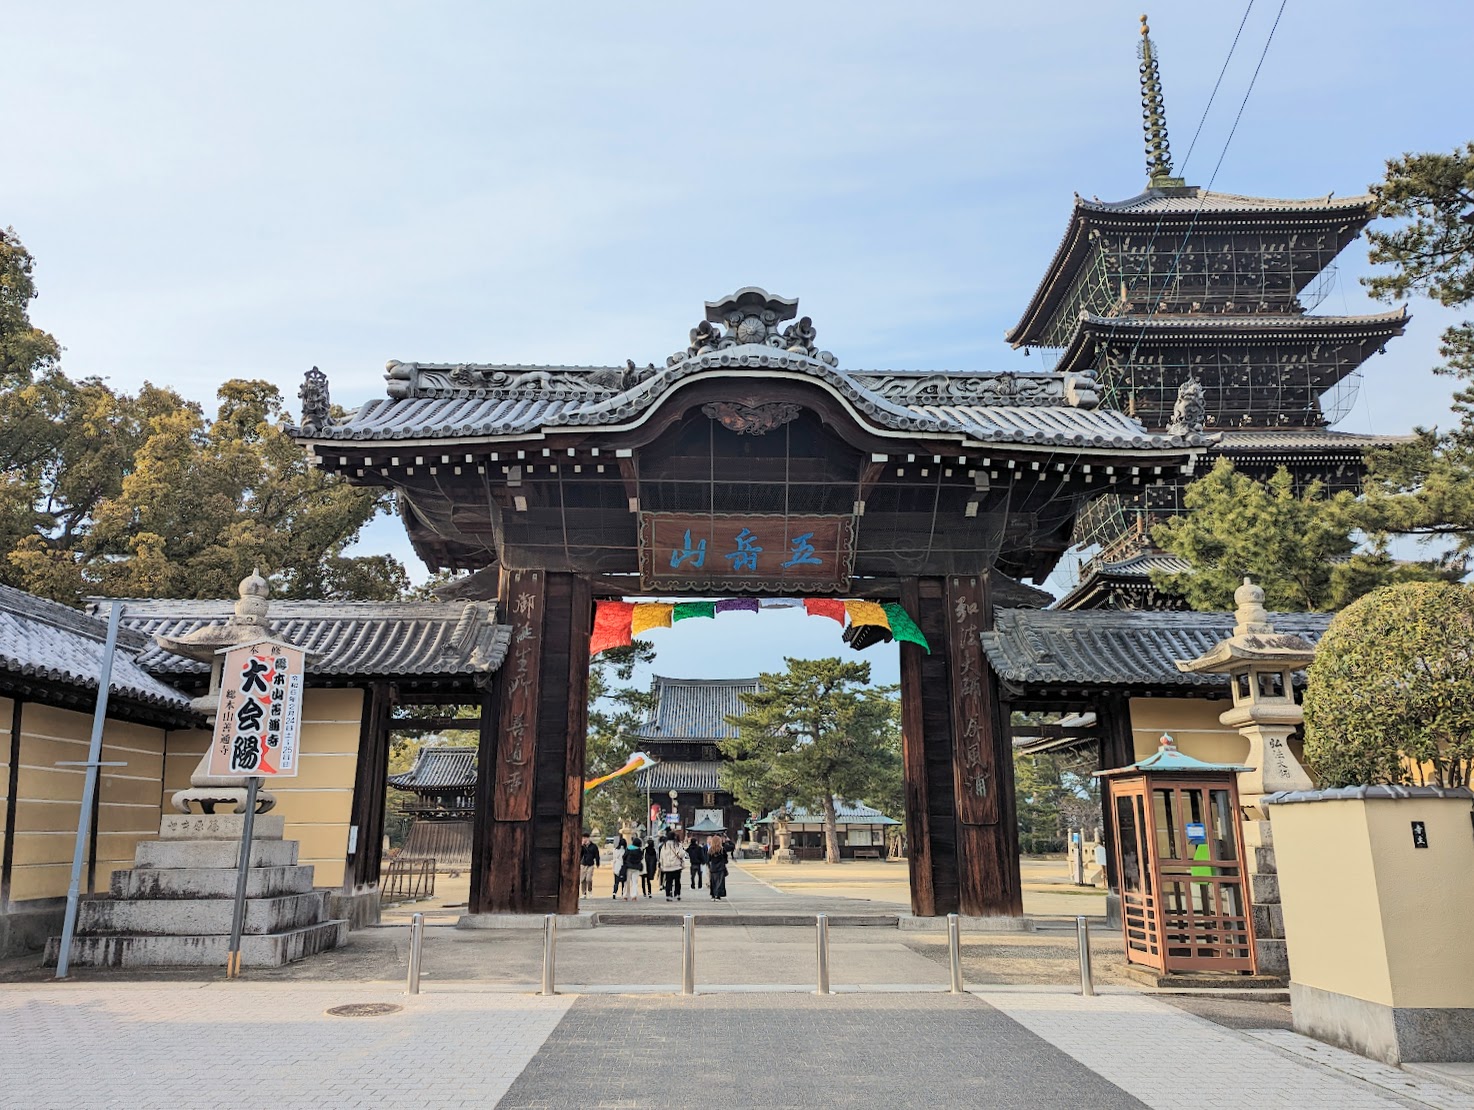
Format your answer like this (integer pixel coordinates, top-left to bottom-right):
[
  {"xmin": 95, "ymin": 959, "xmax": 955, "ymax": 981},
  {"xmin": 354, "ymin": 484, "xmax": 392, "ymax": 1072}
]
[{"xmin": 9, "ymin": 2, "xmax": 1472, "ymax": 690}]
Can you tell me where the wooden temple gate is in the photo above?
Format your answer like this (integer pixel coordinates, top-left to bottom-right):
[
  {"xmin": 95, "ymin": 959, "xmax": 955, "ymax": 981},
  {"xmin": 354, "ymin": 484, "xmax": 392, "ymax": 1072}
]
[{"xmin": 293, "ymin": 288, "xmax": 1206, "ymax": 917}]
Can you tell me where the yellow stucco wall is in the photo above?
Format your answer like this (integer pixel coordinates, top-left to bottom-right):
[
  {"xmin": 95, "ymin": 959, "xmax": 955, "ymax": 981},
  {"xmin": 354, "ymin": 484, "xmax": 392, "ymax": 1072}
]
[
  {"xmin": 1127, "ymin": 695, "xmax": 1308, "ymax": 772},
  {"xmin": 1, "ymin": 701, "xmax": 169, "ymax": 902},
  {"xmin": 160, "ymin": 688, "xmax": 364, "ymax": 889},
  {"xmin": 1271, "ymin": 794, "xmax": 1474, "ymax": 1009}
]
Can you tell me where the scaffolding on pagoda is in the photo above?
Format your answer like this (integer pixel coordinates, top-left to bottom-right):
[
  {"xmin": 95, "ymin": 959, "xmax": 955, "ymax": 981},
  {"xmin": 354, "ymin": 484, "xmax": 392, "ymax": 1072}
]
[{"xmin": 1008, "ymin": 16, "xmax": 1410, "ymax": 611}]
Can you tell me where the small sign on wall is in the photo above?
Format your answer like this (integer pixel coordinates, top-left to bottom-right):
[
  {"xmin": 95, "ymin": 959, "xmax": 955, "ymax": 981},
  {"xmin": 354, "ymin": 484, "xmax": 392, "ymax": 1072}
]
[{"xmin": 1411, "ymin": 820, "xmax": 1429, "ymax": 849}]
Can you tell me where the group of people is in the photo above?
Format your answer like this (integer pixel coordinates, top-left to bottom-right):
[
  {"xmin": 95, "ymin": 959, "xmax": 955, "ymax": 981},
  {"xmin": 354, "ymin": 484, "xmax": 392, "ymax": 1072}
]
[{"xmin": 579, "ymin": 831, "xmax": 732, "ymax": 902}]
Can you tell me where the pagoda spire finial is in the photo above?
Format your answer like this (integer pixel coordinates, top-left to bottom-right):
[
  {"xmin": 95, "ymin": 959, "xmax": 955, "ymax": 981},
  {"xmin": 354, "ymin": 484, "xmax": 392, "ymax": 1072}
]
[{"xmin": 1138, "ymin": 15, "xmax": 1184, "ymax": 188}]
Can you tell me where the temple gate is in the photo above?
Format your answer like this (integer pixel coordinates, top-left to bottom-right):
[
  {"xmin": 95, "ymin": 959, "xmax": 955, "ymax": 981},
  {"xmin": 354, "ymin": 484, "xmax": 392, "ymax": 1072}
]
[{"xmin": 293, "ymin": 287, "xmax": 1206, "ymax": 916}]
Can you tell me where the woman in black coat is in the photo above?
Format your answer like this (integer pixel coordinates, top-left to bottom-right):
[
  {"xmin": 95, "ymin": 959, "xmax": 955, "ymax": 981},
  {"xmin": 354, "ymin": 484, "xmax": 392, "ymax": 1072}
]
[
  {"xmin": 706, "ymin": 835, "xmax": 729, "ymax": 901},
  {"xmin": 641, "ymin": 838, "xmax": 657, "ymax": 897}
]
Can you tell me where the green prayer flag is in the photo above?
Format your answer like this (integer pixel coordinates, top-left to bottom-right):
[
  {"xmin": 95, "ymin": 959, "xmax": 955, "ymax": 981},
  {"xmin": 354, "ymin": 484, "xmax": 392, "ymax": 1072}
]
[
  {"xmin": 882, "ymin": 603, "xmax": 930, "ymax": 653},
  {"xmin": 672, "ymin": 601, "xmax": 716, "ymax": 621}
]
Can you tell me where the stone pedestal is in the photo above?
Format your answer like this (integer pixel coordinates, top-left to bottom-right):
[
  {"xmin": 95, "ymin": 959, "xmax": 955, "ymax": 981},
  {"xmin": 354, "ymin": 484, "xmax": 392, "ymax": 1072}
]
[
  {"xmin": 1242, "ymin": 818, "xmax": 1288, "ymax": 977},
  {"xmin": 45, "ymin": 819, "xmax": 346, "ymax": 969}
]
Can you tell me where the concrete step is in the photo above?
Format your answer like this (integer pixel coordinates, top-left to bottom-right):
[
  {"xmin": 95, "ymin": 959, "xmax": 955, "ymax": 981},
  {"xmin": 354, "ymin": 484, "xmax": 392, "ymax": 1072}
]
[
  {"xmin": 45, "ymin": 919, "xmax": 348, "ymax": 969},
  {"xmin": 111, "ymin": 865, "xmax": 315, "ymax": 901},
  {"xmin": 133, "ymin": 839, "xmax": 299, "ymax": 870},
  {"xmin": 78, "ymin": 892, "xmax": 332, "ymax": 936},
  {"xmin": 595, "ymin": 912, "xmax": 900, "ymax": 927}
]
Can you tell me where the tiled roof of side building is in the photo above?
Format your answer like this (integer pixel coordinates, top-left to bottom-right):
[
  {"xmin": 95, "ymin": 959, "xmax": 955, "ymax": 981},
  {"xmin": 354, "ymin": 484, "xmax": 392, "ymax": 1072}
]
[
  {"xmin": 90, "ymin": 598, "xmax": 512, "ymax": 685},
  {"xmin": 0, "ymin": 585, "xmax": 196, "ymax": 725},
  {"xmin": 637, "ymin": 676, "xmax": 761, "ymax": 741},
  {"xmin": 387, "ymin": 746, "xmax": 477, "ymax": 792},
  {"xmin": 1212, "ymin": 428, "xmax": 1415, "ymax": 452},
  {"xmin": 754, "ymin": 801, "xmax": 899, "ymax": 825},
  {"xmin": 981, "ymin": 607, "xmax": 1333, "ymax": 690}
]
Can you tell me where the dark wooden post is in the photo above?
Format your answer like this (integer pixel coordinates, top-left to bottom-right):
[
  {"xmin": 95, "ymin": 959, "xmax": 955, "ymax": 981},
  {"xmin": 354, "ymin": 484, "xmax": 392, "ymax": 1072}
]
[
  {"xmin": 470, "ymin": 570, "xmax": 592, "ymax": 915},
  {"xmin": 901, "ymin": 576, "xmax": 1022, "ymax": 917},
  {"xmin": 898, "ymin": 578, "xmax": 936, "ymax": 917},
  {"xmin": 343, "ymin": 680, "xmax": 393, "ymax": 891},
  {"xmin": 1095, "ymin": 692, "xmax": 1135, "ymax": 899}
]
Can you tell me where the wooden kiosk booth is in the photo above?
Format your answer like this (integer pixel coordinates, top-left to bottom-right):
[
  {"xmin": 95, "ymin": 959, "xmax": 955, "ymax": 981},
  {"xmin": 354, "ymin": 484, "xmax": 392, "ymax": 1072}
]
[{"xmin": 1098, "ymin": 735, "xmax": 1258, "ymax": 976}]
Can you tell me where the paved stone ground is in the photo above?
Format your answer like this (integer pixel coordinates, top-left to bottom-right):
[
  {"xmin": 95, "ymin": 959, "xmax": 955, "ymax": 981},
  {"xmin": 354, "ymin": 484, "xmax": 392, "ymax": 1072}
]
[
  {"xmin": 0, "ymin": 983, "xmax": 573, "ymax": 1109},
  {"xmin": 496, "ymin": 994, "xmax": 1147, "ymax": 1110},
  {"xmin": 976, "ymin": 990, "xmax": 1470, "ymax": 1109},
  {"xmin": 3, "ymin": 983, "xmax": 1468, "ymax": 1109}
]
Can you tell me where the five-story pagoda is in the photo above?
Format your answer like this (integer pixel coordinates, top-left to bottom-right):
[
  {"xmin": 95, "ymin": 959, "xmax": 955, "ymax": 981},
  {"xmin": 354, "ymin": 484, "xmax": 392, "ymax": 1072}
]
[{"xmin": 1010, "ymin": 16, "xmax": 1409, "ymax": 610}]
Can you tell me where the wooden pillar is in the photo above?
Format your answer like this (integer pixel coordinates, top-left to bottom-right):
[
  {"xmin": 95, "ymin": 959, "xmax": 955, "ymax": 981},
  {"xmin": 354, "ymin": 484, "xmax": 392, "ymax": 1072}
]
[
  {"xmin": 901, "ymin": 575, "xmax": 1022, "ymax": 917},
  {"xmin": 899, "ymin": 578, "xmax": 936, "ymax": 917},
  {"xmin": 343, "ymin": 681, "xmax": 393, "ymax": 891},
  {"xmin": 471, "ymin": 570, "xmax": 591, "ymax": 915},
  {"xmin": 2, "ymin": 698, "xmax": 23, "ymax": 912},
  {"xmin": 1095, "ymin": 692, "xmax": 1135, "ymax": 898}
]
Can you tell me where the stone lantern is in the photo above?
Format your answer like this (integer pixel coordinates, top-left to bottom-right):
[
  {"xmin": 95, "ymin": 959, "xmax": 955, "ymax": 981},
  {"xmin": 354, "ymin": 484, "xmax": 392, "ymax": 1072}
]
[
  {"xmin": 1174, "ymin": 576, "xmax": 1317, "ymax": 977},
  {"xmin": 1175, "ymin": 577, "xmax": 1315, "ymax": 818},
  {"xmin": 772, "ymin": 809, "xmax": 797, "ymax": 864}
]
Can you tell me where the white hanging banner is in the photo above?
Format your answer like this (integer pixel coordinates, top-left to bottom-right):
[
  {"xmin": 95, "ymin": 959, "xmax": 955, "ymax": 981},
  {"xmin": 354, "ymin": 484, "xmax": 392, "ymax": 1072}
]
[{"xmin": 208, "ymin": 639, "xmax": 307, "ymax": 778}]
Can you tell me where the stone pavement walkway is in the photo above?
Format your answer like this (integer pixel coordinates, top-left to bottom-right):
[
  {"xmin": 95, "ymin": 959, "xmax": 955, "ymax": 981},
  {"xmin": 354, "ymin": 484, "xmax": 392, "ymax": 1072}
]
[{"xmin": 4, "ymin": 982, "xmax": 1470, "ymax": 1109}]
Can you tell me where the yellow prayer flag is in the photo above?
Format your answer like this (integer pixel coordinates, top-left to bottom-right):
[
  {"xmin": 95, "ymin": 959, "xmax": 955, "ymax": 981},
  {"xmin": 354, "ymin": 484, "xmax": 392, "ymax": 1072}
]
[
  {"xmin": 631, "ymin": 602, "xmax": 675, "ymax": 635},
  {"xmin": 843, "ymin": 600, "xmax": 891, "ymax": 629}
]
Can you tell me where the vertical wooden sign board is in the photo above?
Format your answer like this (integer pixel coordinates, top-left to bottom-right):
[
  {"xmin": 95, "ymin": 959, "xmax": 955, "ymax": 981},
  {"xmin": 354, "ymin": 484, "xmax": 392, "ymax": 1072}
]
[
  {"xmin": 945, "ymin": 575, "xmax": 1021, "ymax": 917},
  {"xmin": 495, "ymin": 571, "xmax": 543, "ymax": 822}
]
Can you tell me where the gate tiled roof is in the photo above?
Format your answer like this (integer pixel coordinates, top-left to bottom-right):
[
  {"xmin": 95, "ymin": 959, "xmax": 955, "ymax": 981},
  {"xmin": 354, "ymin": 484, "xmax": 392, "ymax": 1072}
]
[
  {"xmin": 981, "ymin": 607, "xmax": 1333, "ymax": 690},
  {"xmin": 91, "ymin": 598, "xmax": 512, "ymax": 686}
]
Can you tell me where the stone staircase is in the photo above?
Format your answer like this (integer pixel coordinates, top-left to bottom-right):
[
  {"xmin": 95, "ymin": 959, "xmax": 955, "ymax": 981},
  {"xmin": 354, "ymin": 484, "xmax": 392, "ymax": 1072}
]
[{"xmin": 46, "ymin": 815, "xmax": 346, "ymax": 969}]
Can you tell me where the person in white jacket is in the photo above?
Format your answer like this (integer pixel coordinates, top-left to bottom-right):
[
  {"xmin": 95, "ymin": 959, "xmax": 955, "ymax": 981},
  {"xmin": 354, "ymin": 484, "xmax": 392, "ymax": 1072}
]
[{"xmin": 658, "ymin": 834, "xmax": 688, "ymax": 901}]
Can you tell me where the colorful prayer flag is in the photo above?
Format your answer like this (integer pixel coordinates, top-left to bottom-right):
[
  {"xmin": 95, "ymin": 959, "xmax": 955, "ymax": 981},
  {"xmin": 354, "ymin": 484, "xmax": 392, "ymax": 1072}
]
[
  {"xmin": 672, "ymin": 601, "xmax": 716, "ymax": 621},
  {"xmin": 590, "ymin": 601, "xmax": 636, "ymax": 656},
  {"xmin": 843, "ymin": 600, "xmax": 891, "ymax": 629},
  {"xmin": 631, "ymin": 602, "xmax": 674, "ymax": 635},
  {"xmin": 882, "ymin": 602, "xmax": 930, "ymax": 653},
  {"xmin": 759, "ymin": 598, "xmax": 803, "ymax": 609},
  {"xmin": 715, "ymin": 598, "xmax": 759, "ymax": 615},
  {"xmin": 803, "ymin": 598, "xmax": 847, "ymax": 624}
]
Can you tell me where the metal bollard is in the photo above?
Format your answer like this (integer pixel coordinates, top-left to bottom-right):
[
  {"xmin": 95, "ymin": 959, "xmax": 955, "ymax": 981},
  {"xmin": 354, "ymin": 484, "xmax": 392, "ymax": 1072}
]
[
  {"xmin": 948, "ymin": 912, "xmax": 964, "ymax": 994},
  {"xmin": 540, "ymin": 913, "xmax": 557, "ymax": 996},
  {"xmin": 815, "ymin": 913, "xmax": 831, "ymax": 995},
  {"xmin": 1076, "ymin": 915, "xmax": 1095, "ymax": 997},
  {"xmin": 407, "ymin": 911, "xmax": 424, "ymax": 995},
  {"xmin": 681, "ymin": 914, "xmax": 696, "ymax": 996}
]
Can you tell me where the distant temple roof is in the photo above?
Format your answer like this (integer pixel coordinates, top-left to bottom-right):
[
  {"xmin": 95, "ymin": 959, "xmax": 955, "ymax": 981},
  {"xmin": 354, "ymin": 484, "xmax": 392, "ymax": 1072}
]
[
  {"xmin": 388, "ymin": 746, "xmax": 477, "ymax": 793},
  {"xmin": 982, "ymin": 607, "xmax": 1333, "ymax": 693},
  {"xmin": 93, "ymin": 598, "xmax": 512, "ymax": 690},
  {"xmin": 636, "ymin": 760, "xmax": 724, "ymax": 793},
  {"xmin": 637, "ymin": 676, "xmax": 760, "ymax": 741},
  {"xmin": 0, "ymin": 585, "xmax": 197, "ymax": 727},
  {"xmin": 754, "ymin": 801, "xmax": 899, "ymax": 825}
]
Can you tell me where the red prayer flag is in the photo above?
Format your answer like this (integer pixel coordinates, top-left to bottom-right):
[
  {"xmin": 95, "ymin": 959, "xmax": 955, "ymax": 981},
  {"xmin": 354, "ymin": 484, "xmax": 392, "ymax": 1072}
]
[
  {"xmin": 803, "ymin": 598, "xmax": 847, "ymax": 624},
  {"xmin": 590, "ymin": 601, "xmax": 636, "ymax": 656}
]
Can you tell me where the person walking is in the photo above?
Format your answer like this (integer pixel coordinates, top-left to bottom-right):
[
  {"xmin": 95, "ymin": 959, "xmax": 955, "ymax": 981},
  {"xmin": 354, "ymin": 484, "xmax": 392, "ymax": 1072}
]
[
  {"xmin": 707, "ymin": 835, "xmax": 729, "ymax": 901},
  {"xmin": 658, "ymin": 833, "xmax": 687, "ymax": 901},
  {"xmin": 579, "ymin": 833, "xmax": 600, "ymax": 897},
  {"xmin": 641, "ymin": 837, "xmax": 658, "ymax": 898},
  {"xmin": 621, "ymin": 837, "xmax": 644, "ymax": 902},
  {"xmin": 687, "ymin": 837, "xmax": 706, "ymax": 890},
  {"xmin": 611, "ymin": 836, "xmax": 629, "ymax": 899}
]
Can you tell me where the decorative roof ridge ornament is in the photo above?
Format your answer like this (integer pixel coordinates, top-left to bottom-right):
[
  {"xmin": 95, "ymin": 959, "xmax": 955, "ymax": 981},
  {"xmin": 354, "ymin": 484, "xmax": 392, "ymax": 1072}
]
[
  {"xmin": 667, "ymin": 287, "xmax": 837, "ymax": 368},
  {"xmin": 1166, "ymin": 375, "xmax": 1206, "ymax": 436},
  {"xmin": 848, "ymin": 369, "xmax": 1100, "ymax": 410},
  {"xmin": 383, "ymin": 358, "xmax": 657, "ymax": 400},
  {"xmin": 1139, "ymin": 15, "xmax": 1186, "ymax": 189},
  {"xmin": 299, "ymin": 367, "xmax": 333, "ymax": 435}
]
